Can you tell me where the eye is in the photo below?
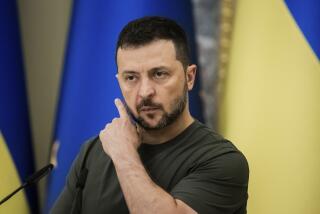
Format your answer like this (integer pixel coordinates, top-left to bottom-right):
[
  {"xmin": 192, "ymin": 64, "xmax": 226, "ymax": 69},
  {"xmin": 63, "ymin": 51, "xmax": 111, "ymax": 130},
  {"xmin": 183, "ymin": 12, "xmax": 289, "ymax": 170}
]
[
  {"xmin": 126, "ymin": 75, "xmax": 135, "ymax": 81},
  {"xmin": 124, "ymin": 74, "xmax": 138, "ymax": 82},
  {"xmin": 153, "ymin": 70, "xmax": 168, "ymax": 79}
]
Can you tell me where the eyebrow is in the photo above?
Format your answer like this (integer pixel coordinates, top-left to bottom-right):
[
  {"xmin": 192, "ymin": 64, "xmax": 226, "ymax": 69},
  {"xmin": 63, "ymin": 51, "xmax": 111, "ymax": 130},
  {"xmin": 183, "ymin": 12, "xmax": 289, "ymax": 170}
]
[
  {"xmin": 120, "ymin": 66, "xmax": 171, "ymax": 75},
  {"xmin": 149, "ymin": 66, "xmax": 170, "ymax": 72},
  {"xmin": 120, "ymin": 70, "xmax": 138, "ymax": 75}
]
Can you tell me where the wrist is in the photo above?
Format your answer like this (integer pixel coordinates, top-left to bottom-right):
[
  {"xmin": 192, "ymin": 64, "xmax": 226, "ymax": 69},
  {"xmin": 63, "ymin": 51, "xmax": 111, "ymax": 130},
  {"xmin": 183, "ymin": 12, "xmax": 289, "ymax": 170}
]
[{"xmin": 110, "ymin": 147, "xmax": 141, "ymax": 167}]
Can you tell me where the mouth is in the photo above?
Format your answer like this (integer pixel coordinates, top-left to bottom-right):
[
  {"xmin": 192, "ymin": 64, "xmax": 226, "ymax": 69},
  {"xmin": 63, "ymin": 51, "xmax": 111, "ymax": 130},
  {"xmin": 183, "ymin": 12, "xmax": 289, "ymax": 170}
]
[{"xmin": 139, "ymin": 106, "xmax": 160, "ymax": 113}]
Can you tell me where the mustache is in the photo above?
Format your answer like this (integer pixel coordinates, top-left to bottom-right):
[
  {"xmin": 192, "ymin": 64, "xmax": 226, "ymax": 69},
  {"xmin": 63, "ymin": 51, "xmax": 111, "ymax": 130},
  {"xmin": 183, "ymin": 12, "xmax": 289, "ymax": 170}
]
[{"xmin": 136, "ymin": 98, "xmax": 163, "ymax": 112}]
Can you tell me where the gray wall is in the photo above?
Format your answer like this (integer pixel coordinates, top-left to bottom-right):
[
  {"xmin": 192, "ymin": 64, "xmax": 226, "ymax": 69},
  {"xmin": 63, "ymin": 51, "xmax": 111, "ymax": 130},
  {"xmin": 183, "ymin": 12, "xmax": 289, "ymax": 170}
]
[{"xmin": 17, "ymin": 0, "xmax": 72, "ymax": 208}]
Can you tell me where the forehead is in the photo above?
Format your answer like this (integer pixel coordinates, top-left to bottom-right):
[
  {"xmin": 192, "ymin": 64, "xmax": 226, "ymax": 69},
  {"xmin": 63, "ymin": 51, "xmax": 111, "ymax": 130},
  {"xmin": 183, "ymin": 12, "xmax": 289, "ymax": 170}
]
[{"xmin": 116, "ymin": 40, "xmax": 179, "ymax": 71}]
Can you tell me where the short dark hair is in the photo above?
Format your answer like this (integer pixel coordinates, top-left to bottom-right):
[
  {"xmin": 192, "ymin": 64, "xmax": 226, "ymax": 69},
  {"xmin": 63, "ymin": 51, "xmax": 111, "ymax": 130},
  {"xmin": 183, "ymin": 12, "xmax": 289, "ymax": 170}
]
[{"xmin": 116, "ymin": 16, "xmax": 191, "ymax": 69}]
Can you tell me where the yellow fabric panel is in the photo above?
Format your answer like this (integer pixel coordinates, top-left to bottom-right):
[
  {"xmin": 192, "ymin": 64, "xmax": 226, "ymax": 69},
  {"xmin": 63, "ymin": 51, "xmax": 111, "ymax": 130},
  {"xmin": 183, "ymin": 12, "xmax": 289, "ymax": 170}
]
[
  {"xmin": 218, "ymin": 1, "xmax": 320, "ymax": 214},
  {"xmin": 0, "ymin": 132, "xmax": 30, "ymax": 213}
]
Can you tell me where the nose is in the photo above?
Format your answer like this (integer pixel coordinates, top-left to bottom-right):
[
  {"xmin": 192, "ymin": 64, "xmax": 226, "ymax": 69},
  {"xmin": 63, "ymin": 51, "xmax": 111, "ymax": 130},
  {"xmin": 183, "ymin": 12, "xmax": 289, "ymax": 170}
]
[{"xmin": 138, "ymin": 78, "xmax": 155, "ymax": 99}]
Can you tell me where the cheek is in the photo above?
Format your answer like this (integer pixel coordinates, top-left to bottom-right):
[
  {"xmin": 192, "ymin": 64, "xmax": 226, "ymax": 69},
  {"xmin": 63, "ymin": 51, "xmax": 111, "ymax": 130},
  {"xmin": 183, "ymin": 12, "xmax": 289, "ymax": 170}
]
[
  {"xmin": 159, "ymin": 80, "xmax": 185, "ymax": 110},
  {"xmin": 122, "ymin": 88, "xmax": 138, "ymax": 113}
]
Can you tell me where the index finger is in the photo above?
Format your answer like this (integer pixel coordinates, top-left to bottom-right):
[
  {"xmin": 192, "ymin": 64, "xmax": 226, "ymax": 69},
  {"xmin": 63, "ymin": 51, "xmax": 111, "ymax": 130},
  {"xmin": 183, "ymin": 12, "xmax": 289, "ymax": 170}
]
[{"xmin": 114, "ymin": 98, "xmax": 129, "ymax": 119}]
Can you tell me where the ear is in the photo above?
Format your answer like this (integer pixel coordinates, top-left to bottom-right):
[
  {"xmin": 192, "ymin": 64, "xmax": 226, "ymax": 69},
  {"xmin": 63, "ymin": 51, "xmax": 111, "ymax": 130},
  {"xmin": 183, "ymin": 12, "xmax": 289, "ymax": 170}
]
[
  {"xmin": 116, "ymin": 73, "xmax": 121, "ymax": 87},
  {"xmin": 116, "ymin": 72, "xmax": 125, "ymax": 95},
  {"xmin": 186, "ymin": 64, "xmax": 197, "ymax": 91}
]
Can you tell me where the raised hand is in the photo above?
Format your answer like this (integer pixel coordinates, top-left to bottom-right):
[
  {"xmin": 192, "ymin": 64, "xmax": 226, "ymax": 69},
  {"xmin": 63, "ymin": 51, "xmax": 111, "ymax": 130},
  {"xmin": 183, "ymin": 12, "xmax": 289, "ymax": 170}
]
[{"xmin": 99, "ymin": 98, "xmax": 141, "ymax": 161}]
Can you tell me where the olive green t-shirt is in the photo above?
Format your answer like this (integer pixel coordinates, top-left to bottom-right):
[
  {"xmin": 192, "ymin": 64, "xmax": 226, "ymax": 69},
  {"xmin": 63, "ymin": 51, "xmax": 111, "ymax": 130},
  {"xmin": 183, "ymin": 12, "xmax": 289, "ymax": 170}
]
[{"xmin": 52, "ymin": 120, "xmax": 249, "ymax": 214}]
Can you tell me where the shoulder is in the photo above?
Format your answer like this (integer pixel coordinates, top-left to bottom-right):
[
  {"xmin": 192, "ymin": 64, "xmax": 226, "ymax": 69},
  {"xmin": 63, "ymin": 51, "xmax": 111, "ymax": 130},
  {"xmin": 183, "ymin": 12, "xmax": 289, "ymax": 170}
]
[
  {"xmin": 189, "ymin": 120, "xmax": 242, "ymax": 157},
  {"xmin": 171, "ymin": 122, "xmax": 249, "ymax": 213},
  {"xmin": 79, "ymin": 136, "xmax": 112, "ymax": 169},
  {"xmin": 69, "ymin": 136, "xmax": 101, "ymax": 173},
  {"xmin": 188, "ymin": 121, "xmax": 249, "ymax": 179},
  {"xmin": 80, "ymin": 135, "xmax": 100, "ymax": 154},
  {"xmin": 188, "ymin": 120, "xmax": 232, "ymax": 146}
]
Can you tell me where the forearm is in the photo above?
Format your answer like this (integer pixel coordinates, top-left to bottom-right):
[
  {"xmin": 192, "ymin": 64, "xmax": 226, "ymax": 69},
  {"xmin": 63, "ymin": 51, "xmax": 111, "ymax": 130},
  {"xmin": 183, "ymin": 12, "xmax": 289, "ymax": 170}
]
[
  {"xmin": 100, "ymin": 100, "xmax": 196, "ymax": 213},
  {"xmin": 112, "ymin": 152, "xmax": 184, "ymax": 214}
]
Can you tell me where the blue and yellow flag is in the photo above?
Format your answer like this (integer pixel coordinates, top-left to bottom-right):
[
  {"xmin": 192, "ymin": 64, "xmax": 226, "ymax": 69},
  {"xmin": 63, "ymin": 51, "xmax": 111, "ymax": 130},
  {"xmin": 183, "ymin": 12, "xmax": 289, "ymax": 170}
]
[
  {"xmin": 219, "ymin": 0, "xmax": 320, "ymax": 213},
  {"xmin": 0, "ymin": 1, "xmax": 37, "ymax": 213},
  {"xmin": 45, "ymin": 0, "xmax": 203, "ymax": 211}
]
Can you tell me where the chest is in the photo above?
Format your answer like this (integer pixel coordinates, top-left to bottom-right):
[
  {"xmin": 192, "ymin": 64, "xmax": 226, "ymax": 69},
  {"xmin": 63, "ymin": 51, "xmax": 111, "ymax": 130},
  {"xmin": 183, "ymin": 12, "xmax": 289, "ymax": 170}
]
[{"xmin": 81, "ymin": 146, "xmax": 196, "ymax": 213}]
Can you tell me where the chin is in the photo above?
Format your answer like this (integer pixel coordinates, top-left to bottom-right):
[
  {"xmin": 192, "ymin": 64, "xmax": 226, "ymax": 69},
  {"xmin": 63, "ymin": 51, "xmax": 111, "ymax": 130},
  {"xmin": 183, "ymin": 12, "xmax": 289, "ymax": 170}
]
[
  {"xmin": 137, "ymin": 115, "xmax": 165, "ymax": 130},
  {"xmin": 143, "ymin": 117, "xmax": 161, "ymax": 127}
]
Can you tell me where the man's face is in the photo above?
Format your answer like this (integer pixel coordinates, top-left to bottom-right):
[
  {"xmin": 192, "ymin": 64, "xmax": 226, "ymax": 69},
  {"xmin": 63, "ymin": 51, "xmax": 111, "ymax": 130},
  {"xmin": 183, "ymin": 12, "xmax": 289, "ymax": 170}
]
[{"xmin": 116, "ymin": 40, "xmax": 195, "ymax": 130}]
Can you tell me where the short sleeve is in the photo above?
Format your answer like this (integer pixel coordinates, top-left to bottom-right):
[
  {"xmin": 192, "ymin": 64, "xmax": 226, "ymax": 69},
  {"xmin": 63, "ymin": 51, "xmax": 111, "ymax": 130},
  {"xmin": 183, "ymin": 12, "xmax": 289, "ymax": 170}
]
[
  {"xmin": 50, "ymin": 138, "xmax": 95, "ymax": 214},
  {"xmin": 171, "ymin": 151, "xmax": 249, "ymax": 214}
]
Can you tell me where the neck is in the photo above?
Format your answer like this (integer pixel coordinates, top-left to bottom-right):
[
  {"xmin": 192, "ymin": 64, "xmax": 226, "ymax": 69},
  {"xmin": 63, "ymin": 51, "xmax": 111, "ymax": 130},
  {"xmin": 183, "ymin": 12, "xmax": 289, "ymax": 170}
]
[{"xmin": 139, "ymin": 108, "xmax": 194, "ymax": 145}]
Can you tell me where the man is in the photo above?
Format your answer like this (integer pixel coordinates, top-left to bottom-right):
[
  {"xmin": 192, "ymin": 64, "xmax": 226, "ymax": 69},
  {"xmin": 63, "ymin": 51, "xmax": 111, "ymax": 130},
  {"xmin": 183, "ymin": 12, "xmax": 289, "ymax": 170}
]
[{"xmin": 52, "ymin": 16, "xmax": 249, "ymax": 214}]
